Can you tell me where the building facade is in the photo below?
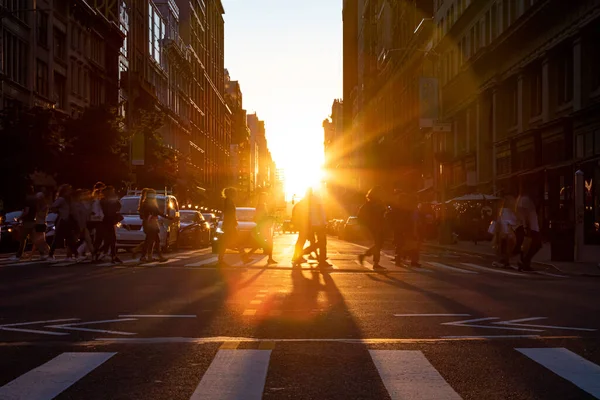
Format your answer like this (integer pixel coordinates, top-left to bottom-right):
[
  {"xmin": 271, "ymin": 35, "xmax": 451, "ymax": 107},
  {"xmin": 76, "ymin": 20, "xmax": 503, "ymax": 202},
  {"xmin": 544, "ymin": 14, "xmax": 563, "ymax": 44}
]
[{"xmin": 1, "ymin": 0, "xmax": 123, "ymax": 115}]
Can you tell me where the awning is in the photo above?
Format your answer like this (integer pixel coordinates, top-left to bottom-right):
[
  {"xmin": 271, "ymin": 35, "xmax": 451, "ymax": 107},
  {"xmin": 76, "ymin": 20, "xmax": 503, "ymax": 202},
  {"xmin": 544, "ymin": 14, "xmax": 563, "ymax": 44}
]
[{"xmin": 446, "ymin": 193, "xmax": 500, "ymax": 203}]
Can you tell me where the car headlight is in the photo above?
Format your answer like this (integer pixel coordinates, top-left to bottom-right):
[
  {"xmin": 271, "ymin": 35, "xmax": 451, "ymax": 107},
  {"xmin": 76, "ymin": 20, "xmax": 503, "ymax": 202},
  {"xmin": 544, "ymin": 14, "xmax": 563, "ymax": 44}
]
[
  {"xmin": 116, "ymin": 222, "xmax": 122, "ymax": 228},
  {"xmin": 7, "ymin": 228, "xmax": 13, "ymax": 233},
  {"xmin": 215, "ymin": 227, "xmax": 224, "ymax": 234}
]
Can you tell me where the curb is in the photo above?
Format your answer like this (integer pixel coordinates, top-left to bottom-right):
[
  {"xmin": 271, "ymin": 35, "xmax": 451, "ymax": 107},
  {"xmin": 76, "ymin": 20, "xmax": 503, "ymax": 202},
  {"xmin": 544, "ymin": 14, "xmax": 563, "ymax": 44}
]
[{"xmin": 421, "ymin": 243, "xmax": 594, "ymax": 277}]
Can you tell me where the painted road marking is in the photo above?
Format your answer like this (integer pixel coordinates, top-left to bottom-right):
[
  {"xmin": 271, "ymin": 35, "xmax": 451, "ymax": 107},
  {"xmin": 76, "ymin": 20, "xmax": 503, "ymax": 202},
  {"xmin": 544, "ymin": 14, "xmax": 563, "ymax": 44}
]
[
  {"xmin": 0, "ymin": 352, "xmax": 116, "ymax": 400},
  {"xmin": 242, "ymin": 310, "xmax": 257, "ymax": 316},
  {"xmin": 441, "ymin": 317, "xmax": 544, "ymax": 332},
  {"xmin": 426, "ymin": 262, "xmax": 478, "ymax": 274},
  {"xmin": 394, "ymin": 314, "xmax": 471, "ymax": 317},
  {"xmin": 185, "ymin": 256, "xmax": 219, "ymax": 267},
  {"xmin": 190, "ymin": 349, "xmax": 271, "ymax": 400},
  {"xmin": 0, "ymin": 318, "xmax": 80, "ymax": 336},
  {"xmin": 517, "ymin": 348, "xmax": 600, "ymax": 398},
  {"xmin": 461, "ymin": 263, "xmax": 525, "ymax": 276},
  {"xmin": 250, "ymin": 300, "xmax": 262, "ymax": 305},
  {"xmin": 494, "ymin": 317, "xmax": 597, "ymax": 332},
  {"xmin": 47, "ymin": 318, "xmax": 138, "ymax": 335},
  {"xmin": 118, "ymin": 314, "xmax": 196, "ymax": 318},
  {"xmin": 442, "ymin": 335, "xmax": 540, "ymax": 339},
  {"xmin": 535, "ymin": 271, "xmax": 567, "ymax": 278},
  {"xmin": 369, "ymin": 350, "xmax": 461, "ymax": 399}
]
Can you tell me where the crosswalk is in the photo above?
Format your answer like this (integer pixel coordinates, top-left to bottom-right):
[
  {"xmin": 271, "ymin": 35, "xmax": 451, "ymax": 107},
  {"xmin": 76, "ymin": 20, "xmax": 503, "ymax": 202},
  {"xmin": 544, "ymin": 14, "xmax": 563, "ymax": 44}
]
[
  {"xmin": 0, "ymin": 246, "xmax": 567, "ymax": 279},
  {"xmin": 1, "ymin": 344, "xmax": 599, "ymax": 399}
]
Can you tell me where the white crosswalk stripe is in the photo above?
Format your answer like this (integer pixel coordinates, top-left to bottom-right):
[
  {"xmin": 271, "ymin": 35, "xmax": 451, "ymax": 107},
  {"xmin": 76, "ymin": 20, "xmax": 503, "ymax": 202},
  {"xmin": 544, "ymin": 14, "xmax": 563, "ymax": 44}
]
[
  {"xmin": 190, "ymin": 349, "xmax": 271, "ymax": 400},
  {"xmin": 0, "ymin": 352, "xmax": 115, "ymax": 400},
  {"xmin": 369, "ymin": 350, "xmax": 461, "ymax": 399},
  {"xmin": 1, "ymin": 346, "xmax": 600, "ymax": 399},
  {"xmin": 517, "ymin": 347, "xmax": 600, "ymax": 398}
]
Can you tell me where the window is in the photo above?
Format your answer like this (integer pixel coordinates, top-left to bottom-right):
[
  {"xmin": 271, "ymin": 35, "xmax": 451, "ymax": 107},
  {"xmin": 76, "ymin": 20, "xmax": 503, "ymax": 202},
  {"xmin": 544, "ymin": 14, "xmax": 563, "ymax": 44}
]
[
  {"xmin": 496, "ymin": 148, "xmax": 511, "ymax": 175},
  {"xmin": 491, "ymin": 3, "xmax": 498, "ymax": 39},
  {"xmin": 36, "ymin": 60, "xmax": 48, "ymax": 96},
  {"xmin": 53, "ymin": 29, "xmax": 66, "ymax": 60},
  {"xmin": 529, "ymin": 66, "xmax": 542, "ymax": 117},
  {"xmin": 590, "ymin": 37, "xmax": 600, "ymax": 92},
  {"xmin": 148, "ymin": 2, "xmax": 164, "ymax": 64},
  {"xmin": 90, "ymin": 34, "xmax": 104, "ymax": 65},
  {"xmin": 37, "ymin": 12, "xmax": 49, "ymax": 47},
  {"xmin": 53, "ymin": 72, "xmax": 66, "ymax": 109},
  {"xmin": 4, "ymin": 0, "xmax": 28, "ymax": 21},
  {"xmin": 469, "ymin": 26, "xmax": 475, "ymax": 57},
  {"xmin": 557, "ymin": 49, "xmax": 574, "ymax": 105},
  {"xmin": 508, "ymin": 79, "xmax": 518, "ymax": 126},
  {"xmin": 2, "ymin": 30, "xmax": 28, "ymax": 86}
]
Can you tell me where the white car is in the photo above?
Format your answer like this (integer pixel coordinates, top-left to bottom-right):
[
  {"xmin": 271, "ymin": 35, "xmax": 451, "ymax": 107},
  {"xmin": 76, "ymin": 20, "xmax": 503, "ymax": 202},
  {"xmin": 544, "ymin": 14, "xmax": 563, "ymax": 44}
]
[
  {"xmin": 116, "ymin": 193, "xmax": 180, "ymax": 252},
  {"xmin": 211, "ymin": 207, "xmax": 273, "ymax": 253}
]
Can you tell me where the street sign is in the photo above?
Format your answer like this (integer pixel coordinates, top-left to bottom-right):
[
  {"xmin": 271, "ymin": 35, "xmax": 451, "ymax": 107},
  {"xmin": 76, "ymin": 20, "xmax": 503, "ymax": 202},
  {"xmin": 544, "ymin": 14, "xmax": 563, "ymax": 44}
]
[{"xmin": 433, "ymin": 123, "xmax": 452, "ymax": 133}]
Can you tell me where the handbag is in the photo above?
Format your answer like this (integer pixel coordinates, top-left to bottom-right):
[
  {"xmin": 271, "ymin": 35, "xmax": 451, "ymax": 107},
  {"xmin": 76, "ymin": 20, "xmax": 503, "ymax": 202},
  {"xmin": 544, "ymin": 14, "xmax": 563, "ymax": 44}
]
[
  {"xmin": 487, "ymin": 220, "xmax": 497, "ymax": 235},
  {"xmin": 146, "ymin": 215, "xmax": 160, "ymax": 231}
]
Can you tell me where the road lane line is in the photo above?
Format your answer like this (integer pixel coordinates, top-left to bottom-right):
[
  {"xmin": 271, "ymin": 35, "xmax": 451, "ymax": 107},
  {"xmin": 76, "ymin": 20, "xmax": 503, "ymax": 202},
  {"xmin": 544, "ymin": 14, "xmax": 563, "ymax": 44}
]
[
  {"xmin": 250, "ymin": 300, "xmax": 262, "ymax": 305},
  {"xmin": 242, "ymin": 310, "xmax": 257, "ymax": 316},
  {"xmin": 0, "ymin": 327, "xmax": 69, "ymax": 336},
  {"xmin": 517, "ymin": 348, "xmax": 600, "ymax": 398},
  {"xmin": 369, "ymin": 350, "xmax": 461, "ymax": 399},
  {"xmin": 47, "ymin": 318, "xmax": 138, "ymax": 335},
  {"xmin": 426, "ymin": 262, "xmax": 478, "ymax": 274},
  {"xmin": 219, "ymin": 341, "xmax": 240, "ymax": 349},
  {"xmin": 442, "ymin": 335, "xmax": 540, "ymax": 339},
  {"xmin": 535, "ymin": 271, "xmax": 567, "ymax": 278},
  {"xmin": 0, "ymin": 318, "xmax": 80, "ymax": 327},
  {"xmin": 394, "ymin": 314, "xmax": 471, "ymax": 317},
  {"xmin": 0, "ymin": 352, "xmax": 116, "ymax": 400},
  {"xmin": 118, "ymin": 314, "xmax": 196, "ymax": 318},
  {"xmin": 441, "ymin": 317, "xmax": 544, "ymax": 332},
  {"xmin": 190, "ymin": 349, "xmax": 271, "ymax": 400},
  {"xmin": 460, "ymin": 263, "xmax": 525, "ymax": 276}
]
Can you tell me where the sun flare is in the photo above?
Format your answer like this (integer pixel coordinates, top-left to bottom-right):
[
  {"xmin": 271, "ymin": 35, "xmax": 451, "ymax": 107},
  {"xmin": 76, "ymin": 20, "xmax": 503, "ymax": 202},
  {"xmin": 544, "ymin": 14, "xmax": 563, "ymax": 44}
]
[{"xmin": 284, "ymin": 163, "xmax": 324, "ymax": 201}]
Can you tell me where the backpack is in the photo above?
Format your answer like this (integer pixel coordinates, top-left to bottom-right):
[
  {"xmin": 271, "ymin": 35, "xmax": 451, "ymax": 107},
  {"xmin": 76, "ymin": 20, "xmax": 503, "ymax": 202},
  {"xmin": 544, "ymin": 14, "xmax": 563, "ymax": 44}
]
[{"xmin": 90, "ymin": 199, "xmax": 104, "ymax": 222}]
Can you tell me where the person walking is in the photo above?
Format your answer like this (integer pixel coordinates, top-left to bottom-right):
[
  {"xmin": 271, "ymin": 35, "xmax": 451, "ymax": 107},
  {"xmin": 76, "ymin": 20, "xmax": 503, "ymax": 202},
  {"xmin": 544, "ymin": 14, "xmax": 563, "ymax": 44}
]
[
  {"xmin": 250, "ymin": 192, "xmax": 277, "ymax": 264},
  {"xmin": 31, "ymin": 188, "xmax": 50, "ymax": 260},
  {"xmin": 100, "ymin": 186, "xmax": 122, "ymax": 264},
  {"xmin": 48, "ymin": 184, "xmax": 77, "ymax": 261},
  {"xmin": 90, "ymin": 182, "xmax": 106, "ymax": 260},
  {"xmin": 492, "ymin": 195, "xmax": 518, "ymax": 269},
  {"xmin": 140, "ymin": 189, "xmax": 167, "ymax": 263},
  {"xmin": 218, "ymin": 187, "xmax": 249, "ymax": 266},
  {"xmin": 132, "ymin": 188, "xmax": 150, "ymax": 261},
  {"xmin": 11, "ymin": 186, "xmax": 38, "ymax": 261},
  {"xmin": 292, "ymin": 189, "xmax": 314, "ymax": 265},
  {"xmin": 71, "ymin": 189, "xmax": 95, "ymax": 261},
  {"xmin": 516, "ymin": 191, "xmax": 541, "ymax": 271},
  {"xmin": 302, "ymin": 189, "xmax": 331, "ymax": 269},
  {"xmin": 357, "ymin": 186, "xmax": 387, "ymax": 270}
]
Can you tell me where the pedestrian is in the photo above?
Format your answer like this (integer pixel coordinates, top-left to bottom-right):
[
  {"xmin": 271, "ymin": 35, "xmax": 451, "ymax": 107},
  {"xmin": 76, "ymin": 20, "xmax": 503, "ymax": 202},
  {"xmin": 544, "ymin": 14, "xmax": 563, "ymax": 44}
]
[
  {"xmin": 357, "ymin": 186, "xmax": 386, "ymax": 270},
  {"xmin": 301, "ymin": 189, "xmax": 331, "ymax": 269},
  {"xmin": 90, "ymin": 182, "xmax": 106, "ymax": 259},
  {"xmin": 291, "ymin": 189, "xmax": 313, "ymax": 265},
  {"xmin": 11, "ymin": 186, "xmax": 38, "ymax": 261},
  {"xmin": 132, "ymin": 188, "xmax": 150, "ymax": 261},
  {"xmin": 141, "ymin": 189, "xmax": 168, "ymax": 263},
  {"xmin": 249, "ymin": 192, "xmax": 277, "ymax": 264},
  {"xmin": 100, "ymin": 186, "xmax": 122, "ymax": 264},
  {"xmin": 71, "ymin": 189, "xmax": 95, "ymax": 261},
  {"xmin": 492, "ymin": 195, "xmax": 518, "ymax": 269},
  {"xmin": 386, "ymin": 191, "xmax": 404, "ymax": 265},
  {"xmin": 516, "ymin": 190, "xmax": 541, "ymax": 271},
  {"xmin": 31, "ymin": 188, "xmax": 50, "ymax": 259},
  {"xmin": 48, "ymin": 184, "xmax": 77, "ymax": 260},
  {"xmin": 406, "ymin": 196, "xmax": 423, "ymax": 267},
  {"xmin": 218, "ymin": 187, "xmax": 249, "ymax": 266}
]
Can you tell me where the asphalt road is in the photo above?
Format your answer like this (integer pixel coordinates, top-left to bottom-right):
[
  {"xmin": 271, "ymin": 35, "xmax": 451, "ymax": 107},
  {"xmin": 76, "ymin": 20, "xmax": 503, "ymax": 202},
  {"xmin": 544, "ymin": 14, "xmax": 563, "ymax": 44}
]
[{"xmin": 0, "ymin": 234, "xmax": 599, "ymax": 399}]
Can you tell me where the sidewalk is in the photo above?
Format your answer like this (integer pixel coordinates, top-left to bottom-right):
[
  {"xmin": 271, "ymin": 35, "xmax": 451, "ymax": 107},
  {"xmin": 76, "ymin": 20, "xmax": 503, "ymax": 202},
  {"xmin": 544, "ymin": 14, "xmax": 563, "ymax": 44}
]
[{"xmin": 424, "ymin": 240, "xmax": 600, "ymax": 277}]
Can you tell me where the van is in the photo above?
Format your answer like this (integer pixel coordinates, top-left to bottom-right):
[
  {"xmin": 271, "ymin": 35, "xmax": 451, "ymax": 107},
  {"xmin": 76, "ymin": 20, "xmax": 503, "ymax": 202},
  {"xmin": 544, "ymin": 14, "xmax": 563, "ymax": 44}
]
[{"xmin": 116, "ymin": 191, "xmax": 180, "ymax": 252}]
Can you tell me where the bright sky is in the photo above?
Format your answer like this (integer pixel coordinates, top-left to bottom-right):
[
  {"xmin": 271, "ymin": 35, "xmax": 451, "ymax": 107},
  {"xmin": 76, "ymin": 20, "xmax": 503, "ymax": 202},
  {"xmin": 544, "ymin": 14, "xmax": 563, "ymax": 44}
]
[{"xmin": 222, "ymin": 0, "xmax": 342, "ymax": 199}]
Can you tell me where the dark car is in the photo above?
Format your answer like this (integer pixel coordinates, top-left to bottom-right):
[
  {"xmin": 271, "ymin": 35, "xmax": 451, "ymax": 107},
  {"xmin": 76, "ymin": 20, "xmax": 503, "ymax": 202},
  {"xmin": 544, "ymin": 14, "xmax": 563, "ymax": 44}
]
[
  {"xmin": 281, "ymin": 220, "xmax": 296, "ymax": 233},
  {"xmin": 0, "ymin": 211, "xmax": 22, "ymax": 250},
  {"xmin": 178, "ymin": 210, "xmax": 211, "ymax": 248}
]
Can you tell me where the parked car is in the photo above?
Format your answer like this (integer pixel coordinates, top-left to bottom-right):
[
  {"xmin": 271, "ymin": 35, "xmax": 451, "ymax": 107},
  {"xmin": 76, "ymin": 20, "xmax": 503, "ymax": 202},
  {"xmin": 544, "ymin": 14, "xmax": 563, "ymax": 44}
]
[
  {"xmin": 116, "ymin": 191, "xmax": 180, "ymax": 252},
  {"xmin": 178, "ymin": 210, "xmax": 211, "ymax": 248},
  {"xmin": 281, "ymin": 220, "xmax": 296, "ymax": 233},
  {"xmin": 202, "ymin": 213, "xmax": 218, "ymax": 235},
  {"xmin": 0, "ymin": 211, "xmax": 57, "ymax": 250},
  {"xmin": 212, "ymin": 207, "xmax": 270, "ymax": 254}
]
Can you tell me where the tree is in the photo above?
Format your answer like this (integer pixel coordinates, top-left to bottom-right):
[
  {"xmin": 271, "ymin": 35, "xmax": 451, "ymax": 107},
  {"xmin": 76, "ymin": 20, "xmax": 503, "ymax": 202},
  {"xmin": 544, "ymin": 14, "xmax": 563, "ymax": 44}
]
[
  {"xmin": 131, "ymin": 109, "xmax": 179, "ymax": 190},
  {"xmin": 0, "ymin": 106, "xmax": 64, "ymax": 211},
  {"xmin": 59, "ymin": 106, "xmax": 131, "ymax": 189}
]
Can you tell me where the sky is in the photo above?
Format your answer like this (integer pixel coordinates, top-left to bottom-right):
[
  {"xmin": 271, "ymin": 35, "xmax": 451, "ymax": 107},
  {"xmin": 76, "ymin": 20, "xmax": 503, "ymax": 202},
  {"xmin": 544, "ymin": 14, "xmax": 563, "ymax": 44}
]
[{"xmin": 221, "ymin": 0, "xmax": 342, "ymax": 198}]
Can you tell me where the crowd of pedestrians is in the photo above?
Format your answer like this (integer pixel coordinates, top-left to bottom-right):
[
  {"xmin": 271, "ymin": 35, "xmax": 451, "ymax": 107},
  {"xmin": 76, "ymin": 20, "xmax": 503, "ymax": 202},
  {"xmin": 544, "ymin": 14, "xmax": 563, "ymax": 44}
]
[{"xmin": 11, "ymin": 182, "xmax": 123, "ymax": 264}]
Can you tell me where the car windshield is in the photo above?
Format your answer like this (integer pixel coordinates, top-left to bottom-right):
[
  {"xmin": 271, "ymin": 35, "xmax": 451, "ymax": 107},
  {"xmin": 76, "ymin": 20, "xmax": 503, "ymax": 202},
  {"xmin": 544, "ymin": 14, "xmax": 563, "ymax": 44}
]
[
  {"xmin": 180, "ymin": 212, "xmax": 199, "ymax": 223},
  {"xmin": 202, "ymin": 214, "xmax": 215, "ymax": 222},
  {"xmin": 236, "ymin": 209, "xmax": 255, "ymax": 222},
  {"xmin": 120, "ymin": 197, "xmax": 166, "ymax": 215},
  {"xmin": 4, "ymin": 211, "xmax": 22, "ymax": 223}
]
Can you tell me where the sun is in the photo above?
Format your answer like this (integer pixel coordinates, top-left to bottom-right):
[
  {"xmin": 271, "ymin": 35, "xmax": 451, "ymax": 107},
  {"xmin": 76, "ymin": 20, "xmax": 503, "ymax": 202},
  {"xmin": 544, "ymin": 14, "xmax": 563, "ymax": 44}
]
[{"xmin": 284, "ymin": 163, "xmax": 324, "ymax": 201}]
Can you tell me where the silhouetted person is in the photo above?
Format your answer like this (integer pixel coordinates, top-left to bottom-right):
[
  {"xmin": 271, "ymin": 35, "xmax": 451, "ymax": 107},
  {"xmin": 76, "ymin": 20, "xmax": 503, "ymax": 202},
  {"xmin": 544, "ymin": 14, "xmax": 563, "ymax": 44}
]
[
  {"xmin": 11, "ymin": 186, "xmax": 38, "ymax": 261},
  {"xmin": 218, "ymin": 187, "xmax": 249, "ymax": 266},
  {"xmin": 357, "ymin": 186, "xmax": 386, "ymax": 270},
  {"xmin": 49, "ymin": 184, "xmax": 77, "ymax": 260},
  {"xmin": 250, "ymin": 192, "xmax": 276, "ymax": 264},
  {"xmin": 302, "ymin": 189, "xmax": 331, "ymax": 269},
  {"xmin": 516, "ymin": 190, "xmax": 541, "ymax": 271}
]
